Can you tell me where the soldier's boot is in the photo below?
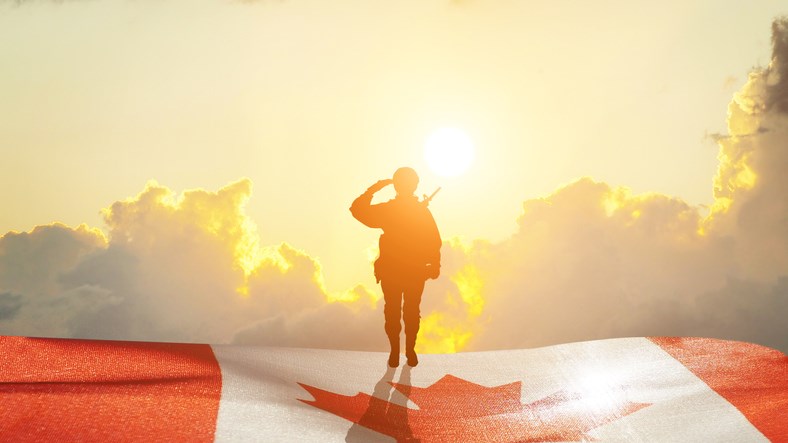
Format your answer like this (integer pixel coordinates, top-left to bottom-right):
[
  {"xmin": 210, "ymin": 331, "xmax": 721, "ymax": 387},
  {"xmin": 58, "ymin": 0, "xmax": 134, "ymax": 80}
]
[
  {"xmin": 388, "ymin": 333, "xmax": 400, "ymax": 368},
  {"xmin": 405, "ymin": 335, "xmax": 418, "ymax": 367}
]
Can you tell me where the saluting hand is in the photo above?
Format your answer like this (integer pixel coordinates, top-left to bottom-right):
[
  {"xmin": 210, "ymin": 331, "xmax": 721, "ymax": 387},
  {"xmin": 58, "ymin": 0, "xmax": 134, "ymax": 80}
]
[{"xmin": 367, "ymin": 179, "xmax": 393, "ymax": 194}]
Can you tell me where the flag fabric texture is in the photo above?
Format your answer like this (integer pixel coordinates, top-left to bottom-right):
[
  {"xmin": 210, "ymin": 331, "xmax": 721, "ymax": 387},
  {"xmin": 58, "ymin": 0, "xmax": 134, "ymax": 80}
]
[{"xmin": 1, "ymin": 336, "xmax": 785, "ymax": 442}]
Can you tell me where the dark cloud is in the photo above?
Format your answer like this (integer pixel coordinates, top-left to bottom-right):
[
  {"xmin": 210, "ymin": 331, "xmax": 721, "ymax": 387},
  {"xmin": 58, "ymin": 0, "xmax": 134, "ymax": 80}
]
[
  {"xmin": 0, "ymin": 293, "xmax": 23, "ymax": 320},
  {"xmin": 767, "ymin": 18, "xmax": 788, "ymax": 113},
  {"xmin": 693, "ymin": 277, "xmax": 788, "ymax": 351},
  {"xmin": 233, "ymin": 301, "xmax": 382, "ymax": 351}
]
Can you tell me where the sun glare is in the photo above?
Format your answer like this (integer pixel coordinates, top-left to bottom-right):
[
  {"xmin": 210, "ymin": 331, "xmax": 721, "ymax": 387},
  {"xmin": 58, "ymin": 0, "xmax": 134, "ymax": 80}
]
[{"xmin": 424, "ymin": 127, "xmax": 475, "ymax": 178}]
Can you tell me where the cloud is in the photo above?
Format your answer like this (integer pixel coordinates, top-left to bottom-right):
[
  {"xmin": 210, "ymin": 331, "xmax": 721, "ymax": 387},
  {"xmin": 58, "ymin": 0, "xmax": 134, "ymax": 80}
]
[
  {"xmin": 1, "ymin": 19, "xmax": 787, "ymax": 354},
  {"xmin": 0, "ymin": 170, "xmax": 492, "ymax": 352},
  {"xmin": 765, "ymin": 18, "xmax": 788, "ymax": 113},
  {"xmin": 0, "ymin": 223, "xmax": 106, "ymax": 296},
  {"xmin": 448, "ymin": 174, "xmax": 786, "ymax": 352},
  {"xmin": 233, "ymin": 299, "xmax": 382, "ymax": 351},
  {"xmin": 441, "ymin": 18, "xmax": 788, "ymax": 353},
  {"xmin": 0, "ymin": 293, "xmax": 23, "ymax": 320},
  {"xmin": 0, "ymin": 180, "xmax": 380, "ymax": 347},
  {"xmin": 0, "ymin": 223, "xmax": 114, "ymax": 337}
]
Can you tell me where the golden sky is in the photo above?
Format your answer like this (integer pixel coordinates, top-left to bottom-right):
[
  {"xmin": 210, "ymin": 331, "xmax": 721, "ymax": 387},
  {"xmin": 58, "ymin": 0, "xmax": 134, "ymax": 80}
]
[
  {"xmin": 1, "ymin": 1, "xmax": 787, "ymax": 353},
  {"xmin": 2, "ymin": 0, "xmax": 784, "ymax": 288}
]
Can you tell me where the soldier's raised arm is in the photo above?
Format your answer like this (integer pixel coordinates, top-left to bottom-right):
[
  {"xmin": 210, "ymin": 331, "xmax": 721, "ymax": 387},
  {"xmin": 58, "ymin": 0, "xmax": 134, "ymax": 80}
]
[{"xmin": 350, "ymin": 179, "xmax": 392, "ymax": 228}]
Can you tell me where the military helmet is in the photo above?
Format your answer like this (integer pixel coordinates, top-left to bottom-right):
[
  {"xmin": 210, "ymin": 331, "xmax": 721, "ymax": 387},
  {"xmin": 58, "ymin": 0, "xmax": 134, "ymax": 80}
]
[{"xmin": 393, "ymin": 167, "xmax": 419, "ymax": 195}]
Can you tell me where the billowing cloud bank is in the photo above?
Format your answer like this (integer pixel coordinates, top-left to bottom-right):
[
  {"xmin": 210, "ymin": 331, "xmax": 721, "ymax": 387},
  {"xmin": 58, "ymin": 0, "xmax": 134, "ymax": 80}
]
[
  {"xmin": 0, "ymin": 180, "xmax": 383, "ymax": 348},
  {"xmin": 2, "ymin": 21, "xmax": 787, "ymax": 353},
  {"xmin": 442, "ymin": 20, "xmax": 788, "ymax": 352}
]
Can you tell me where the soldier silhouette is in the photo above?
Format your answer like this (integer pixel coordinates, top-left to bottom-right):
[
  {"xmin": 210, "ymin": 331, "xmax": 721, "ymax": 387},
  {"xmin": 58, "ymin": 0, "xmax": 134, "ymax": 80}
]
[{"xmin": 350, "ymin": 167, "xmax": 441, "ymax": 367}]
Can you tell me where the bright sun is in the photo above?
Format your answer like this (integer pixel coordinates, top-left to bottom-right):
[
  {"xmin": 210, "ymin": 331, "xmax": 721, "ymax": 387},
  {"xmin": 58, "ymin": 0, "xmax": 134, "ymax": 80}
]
[{"xmin": 424, "ymin": 127, "xmax": 475, "ymax": 178}]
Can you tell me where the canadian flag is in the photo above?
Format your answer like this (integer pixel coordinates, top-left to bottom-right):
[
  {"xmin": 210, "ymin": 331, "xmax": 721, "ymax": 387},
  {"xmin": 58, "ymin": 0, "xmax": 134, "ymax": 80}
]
[{"xmin": 1, "ymin": 336, "xmax": 785, "ymax": 442}]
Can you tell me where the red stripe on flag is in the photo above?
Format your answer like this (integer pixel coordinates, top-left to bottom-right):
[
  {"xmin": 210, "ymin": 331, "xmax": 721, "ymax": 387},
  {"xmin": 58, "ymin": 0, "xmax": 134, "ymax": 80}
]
[
  {"xmin": 650, "ymin": 337, "xmax": 788, "ymax": 442},
  {"xmin": 0, "ymin": 336, "xmax": 222, "ymax": 442}
]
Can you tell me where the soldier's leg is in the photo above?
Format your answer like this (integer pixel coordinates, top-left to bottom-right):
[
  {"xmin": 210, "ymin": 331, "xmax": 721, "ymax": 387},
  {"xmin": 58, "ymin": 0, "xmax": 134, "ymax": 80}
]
[
  {"xmin": 402, "ymin": 278, "xmax": 425, "ymax": 367},
  {"xmin": 381, "ymin": 279, "xmax": 404, "ymax": 367}
]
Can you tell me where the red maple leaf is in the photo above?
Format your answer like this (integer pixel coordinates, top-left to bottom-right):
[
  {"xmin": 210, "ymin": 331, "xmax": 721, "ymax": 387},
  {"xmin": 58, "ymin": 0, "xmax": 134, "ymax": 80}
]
[{"xmin": 299, "ymin": 374, "xmax": 649, "ymax": 442}]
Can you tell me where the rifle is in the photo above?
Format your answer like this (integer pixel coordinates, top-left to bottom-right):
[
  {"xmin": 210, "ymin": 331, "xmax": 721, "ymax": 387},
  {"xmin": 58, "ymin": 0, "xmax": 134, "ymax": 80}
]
[{"xmin": 421, "ymin": 187, "xmax": 441, "ymax": 207}]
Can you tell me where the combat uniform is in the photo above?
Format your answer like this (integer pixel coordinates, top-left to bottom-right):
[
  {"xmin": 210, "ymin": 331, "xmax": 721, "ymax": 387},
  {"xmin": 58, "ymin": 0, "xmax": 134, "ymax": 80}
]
[{"xmin": 350, "ymin": 189, "xmax": 441, "ymax": 360}]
